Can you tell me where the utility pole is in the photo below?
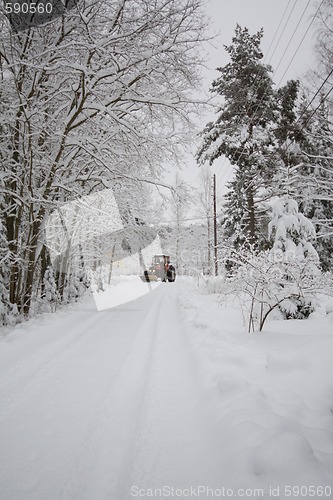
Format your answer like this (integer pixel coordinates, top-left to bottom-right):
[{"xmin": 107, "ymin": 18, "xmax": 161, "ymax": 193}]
[{"xmin": 213, "ymin": 174, "xmax": 218, "ymax": 276}]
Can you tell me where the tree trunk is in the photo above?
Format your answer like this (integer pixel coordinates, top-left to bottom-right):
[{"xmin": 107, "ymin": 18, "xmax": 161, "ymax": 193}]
[
  {"xmin": 40, "ymin": 244, "xmax": 51, "ymax": 299},
  {"xmin": 6, "ymin": 215, "xmax": 19, "ymax": 305},
  {"xmin": 247, "ymin": 187, "xmax": 256, "ymax": 245},
  {"xmin": 22, "ymin": 220, "xmax": 42, "ymax": 315}
]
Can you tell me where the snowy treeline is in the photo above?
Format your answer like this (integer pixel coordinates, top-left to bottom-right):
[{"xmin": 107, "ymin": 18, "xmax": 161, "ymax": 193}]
[
  {"xmin": 193, "ymin": 9, "xmax": 333, "ymax": 329},
  {"xmin": 0, "ymin": 0, "xmax": 208, "ymax": 324},
  {"xmin": 195, "ymin": 9, "xmax": 333, "ymax": 328},
  {"xmin": 197, "ymin": 22, "xmax": 333, "ymax": 270},
  {"xmin": 1, "ymin": 0, "xmax": 332, "ymax": 328}
]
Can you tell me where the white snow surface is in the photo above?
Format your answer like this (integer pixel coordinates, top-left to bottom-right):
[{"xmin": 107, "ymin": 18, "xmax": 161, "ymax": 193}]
[
  {"xmin": 0, "ymin": 278, "xmax": 332, "ymax": 500},
  {"xmin": 92, "ymin": 276, "xmax": 161, "ymax": 310}
]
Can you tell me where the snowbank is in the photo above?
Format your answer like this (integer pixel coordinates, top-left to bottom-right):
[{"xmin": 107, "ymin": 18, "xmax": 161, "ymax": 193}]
[{"xmin": 178, "ymin": 281, "xmax": 333, "ymax": 498}]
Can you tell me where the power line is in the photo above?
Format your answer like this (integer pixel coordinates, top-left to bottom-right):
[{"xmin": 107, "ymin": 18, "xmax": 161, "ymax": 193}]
[
  {"xmin": 245, "ymin": 0, "xmax": 296, "ymax": 105},
  {"xmin": 264, "ymin": 0, "xmax": 294, "ymax": 62},
  {"xmin": 267, "ymin": 0, "xmax": 299, "ymax": 65},
  {"xmin": 272, "ymin": 0, "xmax": 312, "ymax": 79},
  {"xmin": 250, "ymin": 0, "xmax": 317, "ymax": 119},
  {"xmin": 202, "ymin": 1, "xmax": 324, "ymax": 201},
  {"xmin": 225, "ymin": 0, "xmax": 325, "ymax": 172},
  {"xmin": 212, "ymin": 0, "xmax": 309, "ymax": 173},
  {"xmin": 300, "ymin": 84, "xmax": 333, "ymax": 128},
  {"xmin": 295, "ymin": 67, "xmax": 333, "ymax": 126},
  {"xmin": 200, "ymin": 3, "xmax": 298, "ymax": 181},
  {"xmin": 276, "ymin": 0, "xmax": 325, "ymax": 87}
]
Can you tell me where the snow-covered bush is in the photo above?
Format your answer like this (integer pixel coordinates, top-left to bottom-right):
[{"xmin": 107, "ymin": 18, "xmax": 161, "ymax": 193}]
[
  {"xmin": 222, "ymin": 247, "xmax": 329, "ymax": 332},
  {"xmin": 62, "ymin": 270, "xmax": 90, "ymax": 304},
  {"xmin": 0, "ymin": 219, "xmax": 18, "ymax": 326},
  {"xmin": 42, "ymin": 266, "xmax": 59, "ymax": 312},
  {"xmin": 59, "ymin": 246, "xmax": 90, "ymax": 305},
  {"xmin": 268, "ymin": 196, "xmax": 319, "ymax": 262},
  {"xmin": 88, "ymin": 265, "xmax": 110, "ymax": 293},
  {"xmin": 268, "ymin": 195, "xmax": 321, "ymax": 320},
  {"xmin": 221, "ymin": 196, "xmax": 332, "ymax": 331}
]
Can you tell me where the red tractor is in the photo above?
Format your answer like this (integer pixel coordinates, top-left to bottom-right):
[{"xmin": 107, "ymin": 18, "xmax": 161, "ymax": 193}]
[{"xmin": 140, "ymin": 255, "xmax": 176, "ymax": 282}]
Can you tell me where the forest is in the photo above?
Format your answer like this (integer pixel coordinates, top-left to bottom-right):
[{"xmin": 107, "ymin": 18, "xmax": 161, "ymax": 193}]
[{"xmin": 0, "ymin": 0, "xmax": 332, "ymax": 330}]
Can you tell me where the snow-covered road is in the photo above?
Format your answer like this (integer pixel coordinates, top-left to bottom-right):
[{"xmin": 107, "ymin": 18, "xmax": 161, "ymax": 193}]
[
  {"xmin": 1, "ymin": 279, "xmax": 333, "ymax": 500},
  {"xmin": 0, "ymin": 283, "xmax": 225, "ymax": 500}
]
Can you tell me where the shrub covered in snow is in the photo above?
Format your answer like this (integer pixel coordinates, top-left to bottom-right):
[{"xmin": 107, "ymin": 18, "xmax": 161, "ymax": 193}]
[
  {"xmin": 222, "ymin": 248, "xmax": 326, "ymax": 332},
  {"xmin": 267, "ymin": 195, "xmax": 321, "ymax": 321},
  {"xmin": 220, "ymin": 196, "xmax": 332, "ymax": 331},
  {"xmin": 0, "ymin": 219, "xmax": 18, "ymax": 326},
  {"xmin": 42, "ymin": 266, "xmax": 59, "ymax": 312},
  {"xmin": 268, "ymin": 196, "xmax": 319, "ymax": 262}
]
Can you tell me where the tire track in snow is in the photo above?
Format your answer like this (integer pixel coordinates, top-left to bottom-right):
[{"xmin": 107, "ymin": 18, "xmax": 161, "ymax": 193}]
[
  {"xmin": 0, "ymin": 308, "xmax": 105, "ymax": 420},
  {"xmin": 0, "ymin": 295, "xmax": 151, "ymax": 422},
  {"xmin": 62, "ymin": 282, "xmax": 225, "ymax": 499},
  {"xmin": 56, "ymin": 285, "xmax": 167, "ymax": 500},
  {"xmin": 0, "ymin": 282, "xmax": 225, "ymax": 500},
  {"xmin": 0, "ymin": 288, "xmax": 162, "ymax": 500},
  {"xmin": 115, "ymin": 283, "xmax": 226, "ymax": 499}
]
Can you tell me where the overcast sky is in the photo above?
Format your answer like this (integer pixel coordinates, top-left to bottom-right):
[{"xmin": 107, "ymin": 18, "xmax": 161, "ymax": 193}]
[
  {"xmin": 170, "ymin": 0, "xmax": 320, "ymax": 210},
  {"xmin": 204, "ymin": 0, "xmax": 318, "ymax": 88}
]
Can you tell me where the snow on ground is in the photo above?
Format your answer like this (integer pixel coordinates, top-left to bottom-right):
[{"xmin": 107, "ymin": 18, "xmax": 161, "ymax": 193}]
[
  {"xmin": 92, "ymin": 275, "xmax": 161, "ymax": 310},
  {"xmin": 179, "ymin": 281, "xmax": 333, "ymax": 497},
  {"xmin": 0, "ymin": 278, "xmax": 332, "ymax": 500}
]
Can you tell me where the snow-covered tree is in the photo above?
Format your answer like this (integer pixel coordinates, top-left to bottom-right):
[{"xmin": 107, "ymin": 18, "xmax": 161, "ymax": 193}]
[
  {"xmin": 313, "ymin": 0, "xmax": 333, "ymax": 76},
  {"xmin": 267, "ymin": 196, "xmax": 321, "ymax": 319},
  {"xmin": 169, "ymin": 174, "xmax": 192, "ymax": 273},
  {"xmin": 222, "ymin": 244, "xmax": 330, "ymax": 332},
  {"xmin": 298, "ymin": 98, "xmax": 333, "ymax": 271},
  {"xmin": 294, "ymin": 0, "xmax": 333, "ymax": 270},
  {"xmin": 197, "ymin": 25, "xmax": 277, "ymax": 248},
  {"xmin": 269, "ymin": 196, "xmax": 318, "ymax": 262},
  {"xmin": 196, "ymin": 166, "xmax": 213, "ymax": 274},
  {"xmin": 42, "ymin": 266, "xmax": 59, "ymax": 312},
  {"xmin": 0, "ymin": 0, "xmax": 208, "ymax": 317},
  {"xmin": 221, "ymin": 196, "xmax": 325, "ymax": 331},
  {"xmin": 196, "ymin": 25, "xmax": 332, "ymax": 261}
]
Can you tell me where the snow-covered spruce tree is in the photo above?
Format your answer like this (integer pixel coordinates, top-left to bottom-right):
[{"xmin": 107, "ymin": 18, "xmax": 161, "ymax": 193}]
[
  {"xmin": 266, "ymin": 72, "xmax": 333, "ymax": 272},
  {"xmin": 269, "ymin": 196, "xmax": 318, "ymax": 261},
  {"xmin": 268, "ymin": 196, "xmax": 320, "ymax": 319},
  {"xmin": 273, "ymin": 81, "xmax": 305, "ymax": 178},
  {"xmin": 197, "ymin": 25, "xmax": 277, "ymax": 249},
  {"xmin": 271, "ymin": 80, "xmax": 327, "ymax": 207},
  {"xmin": 298, "ymin": 97, "xmax": 333, "ymax": 271},
  {"xmin": 272, "ymin": 79, "xmax": 333, "ymax": 271},
  {"xmin": 298, "ymin": 0, "xmax": 333, "ymax": 270},
  {"xmin": 0, "ymin": 0, "xmax": 208, "ymax": 317},
  {"xmin": 42, "ymin": 266, "xmax": 59, "ymax": 312}
]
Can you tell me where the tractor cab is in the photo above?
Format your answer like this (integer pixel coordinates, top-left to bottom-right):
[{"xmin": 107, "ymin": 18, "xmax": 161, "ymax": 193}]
[
  {"xmin": 150, "ymin": 254, "xmax": 170, "ymax": 281},
  {"xmin": 140, "ymin": 254, "xmax": 175, "ymax": 282}
]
